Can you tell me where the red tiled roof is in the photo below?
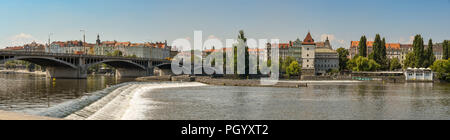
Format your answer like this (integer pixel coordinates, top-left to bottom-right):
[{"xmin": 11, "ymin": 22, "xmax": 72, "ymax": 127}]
[
  {"xmin": 302, "ymin": 32, "xmax": 315, "ymax": 45},
  {"xmin": 203, "ymin": 48, "xmax": 233, "ymax": 53},
  {"xmin": 4, "ymin": 46, "xmax": 25, "ymax": 50},
  {"xmin": 351, "ymin": 41, "xmax": 401, "ymax": 49},
  {"xmin": 316, "ymin": 42, "xmax": 325, "ymax": 47},
  {"xmin": 278, "ymin": 43, "xmax": 291, "ymax": 49}
]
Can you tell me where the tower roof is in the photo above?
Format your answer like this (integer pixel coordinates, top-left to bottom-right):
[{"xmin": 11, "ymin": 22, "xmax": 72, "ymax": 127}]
[{"xmin": 302, "ymin": 32, "xmax": 315, "ymax": 45}]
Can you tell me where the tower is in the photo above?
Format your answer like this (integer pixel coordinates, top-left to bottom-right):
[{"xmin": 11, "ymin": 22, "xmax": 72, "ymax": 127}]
[
  {"xmin": 301, "ymin": 32, "xmax": 316, "ymax": 76},
  {"xmin": 324, "ymin": 36, "xmax": 332, "ymax": 49},
  {"xmin": 96, "ymin": 34, "xmax": 101, "ymax": 45}
]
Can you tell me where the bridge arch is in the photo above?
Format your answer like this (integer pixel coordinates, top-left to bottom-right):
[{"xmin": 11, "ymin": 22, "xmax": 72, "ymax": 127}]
[
  {"xmin": 0, "ymin": 56, "xmax": 78, "ymax": 69},
  {"xmin": 156, "ymin": 63, "xmax": 220, "ymax": 75},
  {"xmin": 85, "ymin": 59, "xmax": 147, "ymax": 70}
]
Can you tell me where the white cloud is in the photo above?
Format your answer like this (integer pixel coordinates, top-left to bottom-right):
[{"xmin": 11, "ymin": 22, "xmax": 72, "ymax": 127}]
[
  {"xmin": 318, "ymin": 34, "xmax": 350, "ymax": 49},
  {"xmin": 1, "ymin": 33, "xmax": 43, "ymax": 48},
  {"xmin": 409, "ymin": 36, "xmax": 414, "ymax": 43},
  {"xmin": 207, "ymin": 35, "xmax": 219, "ymax": 40},
  {"xmin": 399, "ymin": 36, "xmax": 414, "ymax": 44},
  {"xmin": 320, "ymin": 34, "xmax": 336, "ymax": 41}
]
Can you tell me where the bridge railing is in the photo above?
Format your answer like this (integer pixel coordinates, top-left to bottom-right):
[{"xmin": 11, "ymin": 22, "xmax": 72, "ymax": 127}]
[{"xmin": 0, "ymin": 50, "xmax": 168, "ymax": 62}]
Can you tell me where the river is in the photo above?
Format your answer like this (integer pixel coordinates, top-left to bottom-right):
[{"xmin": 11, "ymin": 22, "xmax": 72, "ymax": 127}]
[
  {"xmin": 0, "ymin": 73, "xmax": 134, "ymax": 114},
  {"xmin": 0, "ymin": 74, "xmax": 449, "ymax": 120}
]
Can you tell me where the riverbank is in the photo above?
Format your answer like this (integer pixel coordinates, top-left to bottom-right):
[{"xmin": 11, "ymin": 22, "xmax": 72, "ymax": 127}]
[
  {"xmin": 137, "ymin": 75, "xmax": 309, "ymax": 88},
  {"xmin": 0, "ymin": 110, "xmax": 60, "ymax": 120},
  {"xmin": 65, "ymin": 82, "xmax": 206, "ymax": 120},
  {"xmin": 0, "ymin": 70, "xmax": 46, "ymax": 76}
]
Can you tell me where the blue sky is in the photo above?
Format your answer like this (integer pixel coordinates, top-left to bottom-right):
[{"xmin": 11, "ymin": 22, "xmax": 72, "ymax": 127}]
[{"xmin": 1, "ymin": 0, "xmax": 449, "ymax": 49}]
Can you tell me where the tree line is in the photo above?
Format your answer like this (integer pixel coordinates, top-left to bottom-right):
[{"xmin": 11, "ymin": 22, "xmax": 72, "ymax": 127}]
[{"xmin": 339, "ymin": 34, "xmax": 443, "ymax": 72}]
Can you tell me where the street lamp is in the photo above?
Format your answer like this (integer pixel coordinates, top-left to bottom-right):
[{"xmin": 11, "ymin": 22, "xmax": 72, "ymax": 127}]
[
  {"xmin": 80, "ymin": 30, "xmax": 86, "ymax": 54},
  {"xmin": 47, "ymin": 33, "xmax": 53, "ymax": 53}
]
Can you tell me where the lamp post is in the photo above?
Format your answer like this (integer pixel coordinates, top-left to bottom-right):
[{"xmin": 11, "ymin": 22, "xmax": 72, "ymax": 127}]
[
  {"xmin": 47, "ymin": 33, "xmax": 53, "ymax": 53},
  {"xmin": 80, "ymin": 30, "xmax": 86, "ymax": 54}
]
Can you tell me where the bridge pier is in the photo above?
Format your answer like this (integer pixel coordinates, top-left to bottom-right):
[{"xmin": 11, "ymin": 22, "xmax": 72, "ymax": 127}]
[
  {"xmin": 46, "ymin": 67, "xmax": 87, "ymax": 79},
  {"xmin": 115, "ymin": 68, "xmax": 149, "ymax": 78},
  {"xmin": 154, "ymin": 68, "xmax": 174, "ymax": 76}
]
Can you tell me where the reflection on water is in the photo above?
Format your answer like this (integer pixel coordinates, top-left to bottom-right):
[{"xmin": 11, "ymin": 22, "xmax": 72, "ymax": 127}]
[
  {"xmin": 0, "ymin": 74, "xmax": 134, "ymax": 113},
  {"xmin": 142, "ymin": 82, "xmax": 450, "ymax": 120}
]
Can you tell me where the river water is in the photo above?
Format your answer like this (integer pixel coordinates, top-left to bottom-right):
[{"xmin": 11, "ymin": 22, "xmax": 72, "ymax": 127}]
[
  {"xmin": 0, "ymin": 73, "xmax": 134, "ymax": 114},
  {"xmin": 0, "ymin": 73, "xmax": 449, "ymax": 120},
  {"xmin": 131, "ymin": 81, "xmax": 450, "ymax": 120}
]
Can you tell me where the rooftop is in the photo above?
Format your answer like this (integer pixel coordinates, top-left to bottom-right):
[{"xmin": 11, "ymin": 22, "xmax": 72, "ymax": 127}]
[{"xmin": 302, "ymin": 32, "xmax": 315, "ymax": 45}]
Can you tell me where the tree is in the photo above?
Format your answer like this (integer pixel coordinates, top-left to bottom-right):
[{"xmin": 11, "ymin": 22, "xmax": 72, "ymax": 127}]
[
  {"xmin": 358, "ymin": 36, "xmax": 367, "ymax": 57},
  {"xmin": 389, "ymin": 58, "xmax": 402, "ymax": 71},
  {"xmin": 430, "ymin": 59, "xmax": 450, "ymax": 82},
  {"xmin": 367, "ymin": 59, "xmax": 381, "ymax": 71},
  {"xmin": 448, "ymin": 41, "xmax": 450, "ymax": 60},
  {"xmin": 111, "ymin": 50, "xmax": 123, "ymax": 57},
  {"xmin": 413, "ymin": 35, "xmax": 425, "ymax": 68},
  {"xmin": 372, "ymin": 34, "xmax": 383, "ymax": 65},
  {"xmin": 443, "ymin": 40, "xmax": 449, "ymax": 60},
  {"xmin": 371, "ymin": 34, "xmax": 388, "ymax": 70},
  {"xmin": 403, "ymin": 52, "xmax": 415, "ymax": 69},
  {"xmin": 286, "ymin": 61, "xmax": 301, "ymax": 78},
  {"xmin": 423, "ymin": 39, "xmax": 436, "ymax": 68},
  {"xmin": 380, "ymin": 38, "xmax": 388, "ymax": 70},
  {"xmin": 347, "ymin": 56, "xmax": 380, "ymax": 72},
  {"xmin": 233, "ymin": 30, "xmax": 249, "ymax": 77},
  {"xmin": 281, "ymin": 56, "xmax": 296, "ymax": 74},
  {"xmin": 337, "ymin": 48, "xmax": 349, "ymax": 71}
]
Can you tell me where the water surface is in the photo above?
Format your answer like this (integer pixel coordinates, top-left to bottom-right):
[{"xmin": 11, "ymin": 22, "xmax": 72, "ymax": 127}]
[{"xmin": 137, "ymin": 82, "xmax": 450, "ymax": 120}]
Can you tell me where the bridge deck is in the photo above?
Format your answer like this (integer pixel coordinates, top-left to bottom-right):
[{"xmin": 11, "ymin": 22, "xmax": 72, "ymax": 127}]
[{"xmin": 0, "ymin": 50, "xmax": 168, "ymax": 62}]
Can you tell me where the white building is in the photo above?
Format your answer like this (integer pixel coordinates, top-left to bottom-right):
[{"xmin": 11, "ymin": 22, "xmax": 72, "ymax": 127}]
[
  {"xmin": 301, "ymin": 32, "xmax": 316, "ymax": 76},
  {"xmin": 405, "ymin": 68, "xmax": 434, "ymax": 81},
  {"xmin": 301, "ymin": 32, "xmax": 339, "ymax": 76}
]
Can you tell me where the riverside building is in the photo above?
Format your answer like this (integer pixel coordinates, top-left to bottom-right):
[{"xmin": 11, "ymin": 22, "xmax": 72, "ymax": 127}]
[{"xmin": 301, "ymin": 32, "xmax": 339, "ymax": 76}]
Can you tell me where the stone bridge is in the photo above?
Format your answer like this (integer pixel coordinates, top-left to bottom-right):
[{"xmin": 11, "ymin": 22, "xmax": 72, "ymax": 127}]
[{"xmin": 0, "ymin": 51, "xmax": 170, "ymax": 79}]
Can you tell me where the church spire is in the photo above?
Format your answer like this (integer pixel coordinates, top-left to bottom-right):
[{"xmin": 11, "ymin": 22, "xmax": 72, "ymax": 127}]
[{"xmin": 96, "ymin": 34, "xmax": 101, "ymax": 45}]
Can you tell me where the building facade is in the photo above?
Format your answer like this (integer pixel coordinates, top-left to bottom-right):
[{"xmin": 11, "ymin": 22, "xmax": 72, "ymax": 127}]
[
  {"xmin": 350, "ymin": 40, "xmax": 445, "ymax": 64},
  {"xmin": 301, "ymin": 32, "xmax": 316, "ymax": 76},
  {"xmin": 46, "ymin": 35, "xmax": 171, "ymax": 60},
  {"xmin": 301, "ymin": 32, "xmax": 339, "ymax": 76}
]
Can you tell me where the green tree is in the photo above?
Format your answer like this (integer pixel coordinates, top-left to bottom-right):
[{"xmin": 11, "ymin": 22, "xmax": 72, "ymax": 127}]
[
  {"xmin": 403, "ymin": 52, "xmax": 415, "ymax": 69},
  {"xmin": 347, "ymin": 56, "xmax": 380, "ymax": 72},
  {"xmin": 448, "ymin": 41, "xmax": 450, "ymax": 60},
  {"xmin": 371, "ymin": 34, "xmax": 388, "ymax": 70},
  {"xmin": 367, "ymin": 59, "xmax": 381, "ymax": 71},
  {"xmin": 337, "ymin": 47, "xmax": 349, "ymax": 71},
  {"xmin": 372, "ymin": 34, "xmax": 383, "ymax": 65},
  {"xmin": 281, "ymin": 56, "xmax": 296, "ymax": 74},
  {"xmin": 111, "ymin": 50, "xmax": 123, "ymax": 57},
  {"xmin": 423, "ymin": 39, "xmax": 436, "ymax": 68},
  {"xmin": 430, "ymin": 59, "xmax": 450, "ymax": 82},
  {"xmin": 413, "ymin": 35, "xmax": 425, "ymax": 68},
  {"xmin": 233, "ymin": 30, "xmax": 250, "ymax": 77},
  {"xmin": 442, "ymin": 40, "xmax": 449, "ymax": 60},
  {"xmin": 286, "ymin": 61, "xmax": 301, "ymax": 78},
  {"xmin": 380, "ymin": 38, "xmax": 388, "ymax": 70},
  {"xmin": 358, "ymin": 36, "xmax": 367, "ymax": 57},
  {"xmin": 389, "ymin": 58, "xmax": 402, "ymax": 71}
]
